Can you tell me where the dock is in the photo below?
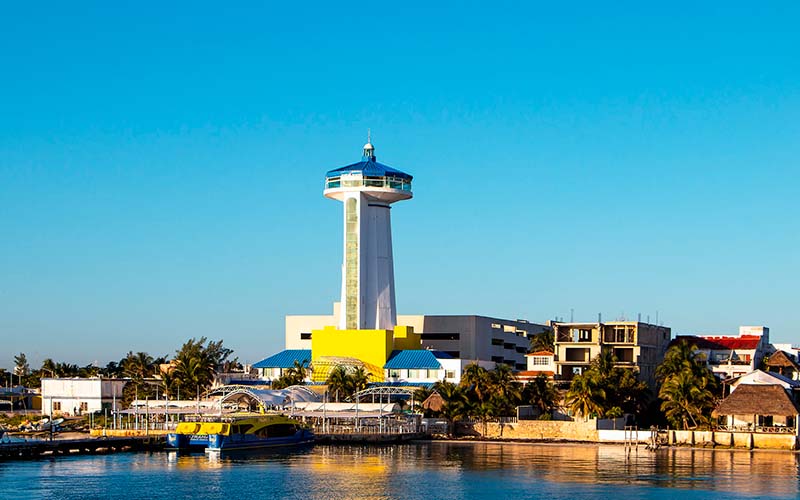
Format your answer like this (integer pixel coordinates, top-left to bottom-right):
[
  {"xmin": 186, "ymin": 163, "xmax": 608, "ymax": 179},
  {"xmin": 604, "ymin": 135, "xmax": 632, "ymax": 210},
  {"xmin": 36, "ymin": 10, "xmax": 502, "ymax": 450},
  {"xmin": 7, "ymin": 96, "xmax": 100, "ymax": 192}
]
[
  {"xmin": 0, "ymin": 436, "xmax": 164, "ymax": 461},
  {"xmin": 315, "ymin": 431, "xmax": 427, "ymax": 444}
]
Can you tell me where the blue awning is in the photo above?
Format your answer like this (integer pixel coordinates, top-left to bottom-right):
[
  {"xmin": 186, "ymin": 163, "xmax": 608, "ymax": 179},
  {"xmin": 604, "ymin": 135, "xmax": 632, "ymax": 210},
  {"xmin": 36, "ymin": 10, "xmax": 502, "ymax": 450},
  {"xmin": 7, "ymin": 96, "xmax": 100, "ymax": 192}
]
[
  {"xmin": 252, "ymin": 349, "xmax": 311, "ymax": 369},
  {"xmin": 384, "ymin": 350, "xmax": 442, "ymax": 370}
]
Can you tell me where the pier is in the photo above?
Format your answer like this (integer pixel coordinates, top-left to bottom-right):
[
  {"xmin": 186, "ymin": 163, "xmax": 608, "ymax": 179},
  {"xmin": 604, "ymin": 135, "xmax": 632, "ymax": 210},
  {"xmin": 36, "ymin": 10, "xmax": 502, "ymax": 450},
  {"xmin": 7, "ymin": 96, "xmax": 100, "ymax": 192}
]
[{"xmin": 0, "ymin": 436, "xmax": 164, "ymax": 461}]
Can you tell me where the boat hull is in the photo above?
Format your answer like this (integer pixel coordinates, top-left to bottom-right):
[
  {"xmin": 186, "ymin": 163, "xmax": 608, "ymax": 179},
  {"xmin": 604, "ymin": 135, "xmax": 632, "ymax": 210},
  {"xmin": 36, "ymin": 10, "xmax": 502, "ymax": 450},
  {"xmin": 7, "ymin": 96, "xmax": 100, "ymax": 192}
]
[{"xmin": 206, "ymin": 429, "xmax": 315, "ymax": 452}]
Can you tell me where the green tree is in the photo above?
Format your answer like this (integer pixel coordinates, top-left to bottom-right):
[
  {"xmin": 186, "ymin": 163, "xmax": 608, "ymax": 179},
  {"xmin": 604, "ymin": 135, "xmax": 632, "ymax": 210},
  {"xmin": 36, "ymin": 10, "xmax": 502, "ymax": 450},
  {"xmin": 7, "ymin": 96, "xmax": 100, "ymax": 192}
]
[
  {"xmin": 523, "ymin": 374, "xmax": 558, "ymax": 416},
  {"xmin": 272, "ymin": 360, "xmax": 310, "ymax": 389},
  {"xmin": 565, "ymin": 372, "xmax": 605, "ymax": 419},
  {"xmin": 326, "ymin": 366, "xmax": 350, "ymax": 402},
  {"xmin": 659, "ymin": 369, "xmax": 716, "ymax": 429},
  {"xmin": 656, "ymin": 339, "xmax": 706, "ymax": 383},
  {"xmin": 487, "ymin": 364, "xmax": 522, "ymax": 416},
  {"xmin": 433, "ymin": 380, "xmax": 470, "ymax": 434},
  {"xmin": 350, "ymin": 367, "xmax": 370, "ymax": 394},
  {"xmin": 13, "ymin": 353, "xmax": 29, "ymax": 384},
  {"xmin": 461, "ymin": 364, "xmax": 491, "ymax": 403},
  {"xmin": 171, "ymin": 338, "xmax": 231, "ymax": 397},
  {"xmin": 530, "ymin": 330, "xmax": 555, "ymax": 353}
]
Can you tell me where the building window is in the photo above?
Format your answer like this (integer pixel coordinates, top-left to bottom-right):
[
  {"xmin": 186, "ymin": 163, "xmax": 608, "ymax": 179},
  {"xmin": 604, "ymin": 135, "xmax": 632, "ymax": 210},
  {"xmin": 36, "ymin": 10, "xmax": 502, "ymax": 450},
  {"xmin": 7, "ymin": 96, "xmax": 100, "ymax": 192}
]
[
  {"xmin": 300, "ymin": 332, "xmax": 312, "ymax": 340},
  {"xmin": 445, "ymin": 370, "xmax": 456, "ymax": 379},
  {"xmin": 53, "ymin": 401, "xmax": 61, "ymax": 411},
  {"xmin": 389, "ymin": 369, "xmax": 400, "ymax": 378},
  {"xmin": 504, "ymin": 343, "xmax": 514, "ymax": 350},
  {"xmin": 80, "ymin": 402, "xmax": 88, "ymax": 412},
  {"xmin": 491, "ymin": 323, "xmax": 501, "ymax": 329},
  {"xmin": 530, "ymin": 356, "xmax": 550, "ymax": 366},
  {"xmin": 491, "ymin": 356, "xmax": 504, "ymax": 363},
  {"xmin": 491, "ymin": 338, "xmax": 503, "ymax": 346},
  {"xmin": 421, "ymin": 333, "xmax": 460, "ymax": 340}
]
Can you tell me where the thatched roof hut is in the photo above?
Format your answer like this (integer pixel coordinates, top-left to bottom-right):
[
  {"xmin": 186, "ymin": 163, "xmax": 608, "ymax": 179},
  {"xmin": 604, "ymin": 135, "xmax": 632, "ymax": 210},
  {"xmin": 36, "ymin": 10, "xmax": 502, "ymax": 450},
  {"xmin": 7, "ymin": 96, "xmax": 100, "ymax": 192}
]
[
  {"xmin": 766, "ymin": 350, "xmax": 800, "ymax": 377},
  {"xmin": 714, "ymin": 384, "xmax": 800, "ymax": 417},
  {"xmin": 422, "ymin": 392, "xmax": 444, "ymax": 413}
]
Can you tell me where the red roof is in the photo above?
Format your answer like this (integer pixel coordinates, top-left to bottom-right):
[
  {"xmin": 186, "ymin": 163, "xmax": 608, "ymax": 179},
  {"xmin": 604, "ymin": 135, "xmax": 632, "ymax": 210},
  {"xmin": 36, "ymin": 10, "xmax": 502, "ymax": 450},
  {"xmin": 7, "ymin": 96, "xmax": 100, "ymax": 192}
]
[
  {"xmin": 516, "ymin": 370, "xmax": 555, "ymax": 379},
  {"xmin": 676, "ymin": 335, "xmax": 761, "ymax": 350},
  {"xmin": 526, "ymin": 351, "xmax": 554, "ymax": 357}
]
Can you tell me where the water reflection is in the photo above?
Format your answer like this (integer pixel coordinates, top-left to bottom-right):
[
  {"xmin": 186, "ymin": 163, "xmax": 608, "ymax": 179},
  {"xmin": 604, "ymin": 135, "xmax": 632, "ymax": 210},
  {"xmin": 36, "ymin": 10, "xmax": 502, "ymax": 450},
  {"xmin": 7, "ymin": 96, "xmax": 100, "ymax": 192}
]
[{"xmin": 1, "ymin": 443, "xmax": 798, "ymax": 499}]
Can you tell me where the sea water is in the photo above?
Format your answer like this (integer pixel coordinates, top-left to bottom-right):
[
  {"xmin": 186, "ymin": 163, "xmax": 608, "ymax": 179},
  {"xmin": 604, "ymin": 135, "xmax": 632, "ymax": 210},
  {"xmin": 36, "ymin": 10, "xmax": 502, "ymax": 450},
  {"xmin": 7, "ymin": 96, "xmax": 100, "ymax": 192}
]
[{"xmin": 1, "ymin": 442, "xmax": 797, "ymax": 499}]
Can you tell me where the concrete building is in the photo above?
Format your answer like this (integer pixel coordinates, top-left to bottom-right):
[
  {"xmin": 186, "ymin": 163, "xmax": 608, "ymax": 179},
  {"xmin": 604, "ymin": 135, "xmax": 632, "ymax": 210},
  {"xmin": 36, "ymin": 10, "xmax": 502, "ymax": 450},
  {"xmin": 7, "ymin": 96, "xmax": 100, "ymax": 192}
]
[
  {"xmin": 553, "ymin": 321, "xmax": 671, "ymax": 387},
  {"xmin": 41, "ymin": 378, "xmax": 127, "ymax": 416},
  {"xmin": 677, "ymin": 326, "xmax": 771, "ymax": 380},
  {"xmin": 285, "ymin": 306, "xmax": 548, "ymax": 372},
  {"xmin": 516, "ymin": 351, "xmax": 556, "ymax": 383}
]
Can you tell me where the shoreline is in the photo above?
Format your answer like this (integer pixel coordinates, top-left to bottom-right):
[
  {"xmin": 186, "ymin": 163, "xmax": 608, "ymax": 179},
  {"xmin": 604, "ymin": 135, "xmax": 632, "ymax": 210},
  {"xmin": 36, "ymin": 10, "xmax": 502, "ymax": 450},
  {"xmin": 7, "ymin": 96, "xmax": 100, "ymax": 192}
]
[{"xmin": 418, "ymin": 436, "xmax": 800, "ymax": 453}]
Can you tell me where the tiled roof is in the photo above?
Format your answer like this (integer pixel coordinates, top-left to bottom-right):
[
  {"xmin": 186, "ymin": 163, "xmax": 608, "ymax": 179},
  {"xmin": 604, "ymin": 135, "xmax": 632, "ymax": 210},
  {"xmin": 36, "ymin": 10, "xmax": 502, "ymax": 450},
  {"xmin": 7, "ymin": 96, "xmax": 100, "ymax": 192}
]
[
  {"xmin": 676, "ymin": 335, "xmax": 761, "ymax": 350},
  {"xmin": 527, "ymin": 351, "xmax": 554, "ymax": 357},
  {"xmin": 252, "ymin": 349, "xmax": 311, "ymax": 369},
  {"xmin": 384, "ymin": 350, "xmax": 442, "ymax": 370}
]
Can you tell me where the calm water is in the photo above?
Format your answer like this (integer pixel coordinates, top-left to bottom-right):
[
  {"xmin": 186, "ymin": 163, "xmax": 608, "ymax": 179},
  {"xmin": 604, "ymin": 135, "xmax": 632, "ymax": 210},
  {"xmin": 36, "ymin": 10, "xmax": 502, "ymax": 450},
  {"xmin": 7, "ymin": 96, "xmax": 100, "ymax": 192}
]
[{"xmin": 1, "ymin": 442, "xmax": 799, "ymax": 499}]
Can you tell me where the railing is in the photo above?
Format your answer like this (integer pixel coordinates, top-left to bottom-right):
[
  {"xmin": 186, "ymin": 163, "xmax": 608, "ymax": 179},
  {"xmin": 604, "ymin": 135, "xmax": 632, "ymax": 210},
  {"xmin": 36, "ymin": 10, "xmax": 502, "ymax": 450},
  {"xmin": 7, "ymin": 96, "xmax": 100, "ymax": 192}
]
[
  {"xmin": 714, "ymin": 425, "xmax": 796, "ymax": 434},
  {"xmin": 459, "ymin": 417, "xmax": 518, "ymax": 424},
  {"xmin": 313, "ymin": 423, "xmax": 418, "ymax": 435},
  {"xmin": 325, "ymin": 176, "xmax": 412, "ymax": 192}
]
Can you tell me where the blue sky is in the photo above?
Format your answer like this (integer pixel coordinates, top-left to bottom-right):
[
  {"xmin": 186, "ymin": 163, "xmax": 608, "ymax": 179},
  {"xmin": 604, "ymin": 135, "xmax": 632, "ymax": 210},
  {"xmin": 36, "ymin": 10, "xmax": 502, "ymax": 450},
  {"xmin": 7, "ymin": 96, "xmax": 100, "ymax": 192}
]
[{"xmin": 1, "ymin": 2, "xmax": 798, "ymax": 369}]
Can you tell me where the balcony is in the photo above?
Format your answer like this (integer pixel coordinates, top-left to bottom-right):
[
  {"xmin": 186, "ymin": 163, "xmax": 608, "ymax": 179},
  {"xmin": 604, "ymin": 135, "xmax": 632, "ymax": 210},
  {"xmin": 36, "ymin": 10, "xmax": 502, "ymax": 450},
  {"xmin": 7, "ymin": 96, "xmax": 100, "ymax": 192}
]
[{"xmin": 325, "ymin": 174, "xmax": 412, "ymax": 192}]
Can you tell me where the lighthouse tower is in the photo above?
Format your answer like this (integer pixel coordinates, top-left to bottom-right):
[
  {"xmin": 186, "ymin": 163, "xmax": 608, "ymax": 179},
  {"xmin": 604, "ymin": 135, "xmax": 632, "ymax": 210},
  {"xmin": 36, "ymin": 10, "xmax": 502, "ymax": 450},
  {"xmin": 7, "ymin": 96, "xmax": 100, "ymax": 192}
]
[{"xmin": 323, "ymin": 137, "xmax": 413, "ymax": 331}]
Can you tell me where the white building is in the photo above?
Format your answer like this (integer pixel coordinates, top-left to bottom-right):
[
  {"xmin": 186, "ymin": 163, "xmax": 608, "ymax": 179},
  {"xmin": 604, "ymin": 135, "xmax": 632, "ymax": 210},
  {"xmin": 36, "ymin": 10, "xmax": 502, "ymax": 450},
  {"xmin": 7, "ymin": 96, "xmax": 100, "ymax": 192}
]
[
  {"xmin": 285, "ymin": 304, "xmax": 548, "ymax": 372},
  {"xmin": 516, "ymin": 351, "xmax": 556, "ymax": 383},
  {"xmin": 41, "ymin": 378, "xmax": 127, "ymax": 416},
  {"xmin": 678, "ymin": 326, "xmax": 771, "ymax": 380}
]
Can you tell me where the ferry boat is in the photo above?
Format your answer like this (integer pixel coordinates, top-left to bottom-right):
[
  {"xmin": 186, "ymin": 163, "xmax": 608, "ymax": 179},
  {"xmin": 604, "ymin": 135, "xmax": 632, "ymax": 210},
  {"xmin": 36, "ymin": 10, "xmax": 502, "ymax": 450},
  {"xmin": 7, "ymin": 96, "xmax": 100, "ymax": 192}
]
[{"xmin": 167, "ymin": 415, "xmax": 314, "ymax": 452}]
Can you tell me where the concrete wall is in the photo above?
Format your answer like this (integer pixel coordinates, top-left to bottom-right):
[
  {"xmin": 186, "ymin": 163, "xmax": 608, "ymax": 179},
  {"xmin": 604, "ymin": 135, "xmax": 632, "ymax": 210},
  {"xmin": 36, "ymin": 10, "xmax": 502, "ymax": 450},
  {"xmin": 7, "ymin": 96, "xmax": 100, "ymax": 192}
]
[
  {"xmin": 666, "ymin": 429, "xmax": 797, "ymax": 450},
  {"xmin": 457, "ymin": 419, "xmax": 599, "ymax": 442}
]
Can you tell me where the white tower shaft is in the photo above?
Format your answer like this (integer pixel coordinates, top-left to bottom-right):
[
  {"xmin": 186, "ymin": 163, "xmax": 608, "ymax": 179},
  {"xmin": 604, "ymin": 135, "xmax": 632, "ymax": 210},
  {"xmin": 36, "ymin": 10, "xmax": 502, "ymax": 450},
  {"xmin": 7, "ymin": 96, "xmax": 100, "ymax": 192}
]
[{"xmin": 340, "ymin": 192, "xmax": 397, "ymax": 330}]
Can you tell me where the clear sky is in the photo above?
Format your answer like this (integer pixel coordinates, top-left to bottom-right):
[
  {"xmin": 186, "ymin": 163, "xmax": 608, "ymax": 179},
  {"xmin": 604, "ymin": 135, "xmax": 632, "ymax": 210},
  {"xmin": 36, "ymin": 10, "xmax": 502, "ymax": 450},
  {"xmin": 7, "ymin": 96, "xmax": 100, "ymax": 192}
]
[{"xmin": 1, "ymin": 2, "xmax": 798, "ymax": 369}]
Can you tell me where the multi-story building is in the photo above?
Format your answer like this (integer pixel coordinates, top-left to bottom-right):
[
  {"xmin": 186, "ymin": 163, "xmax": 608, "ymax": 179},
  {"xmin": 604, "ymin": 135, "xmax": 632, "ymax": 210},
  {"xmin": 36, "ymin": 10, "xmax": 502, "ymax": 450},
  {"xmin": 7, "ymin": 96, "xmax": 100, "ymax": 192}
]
[
  {"xmin": 284, "ymin": 306, "xmax": 548, "ymax": 373},
  {"xmin": 552, "ymin": 321, "xmax": 671, "ymax": 387},
  {"xmin": 676, "ymin": 326, "xmax": 771, "ymax": 380}
]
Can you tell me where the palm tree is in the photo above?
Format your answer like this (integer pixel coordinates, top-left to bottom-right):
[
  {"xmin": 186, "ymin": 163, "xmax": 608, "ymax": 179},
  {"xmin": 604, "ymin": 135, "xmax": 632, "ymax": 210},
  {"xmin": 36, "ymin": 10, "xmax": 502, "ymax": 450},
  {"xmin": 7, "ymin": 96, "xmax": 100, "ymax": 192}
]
[
  {"xmin": 565, "ymin": 373, "xmax": 605, "ymax": 420},
  {"xmin": 434, "ymin": 380, "xmax": 470, "ymax": 435},
  {"xmin": 523, "ymin": 374, "xmax": 558, "ymax": 417},
  {"xmin": 659, "ymin": 370, "xmax": 715, "ymax": 430},
  {"xmin": 13, "ymin": 353, "xmax": 29, "ymax": 386},
  {"xmin": 488, "ymin": 364, "xmax": 522, "ymax": 415},
  {"xmin": 656, "ymin": 339, "xmax": 704, "ymax": 383},
  {"xmin": 326, "ymin": 366, "xmax": 350, "ymax": 402},
  {"xmin": 41, "ymin": 358, "xmax": 57, "ymax": 378},
  {"xmin": 473, "ymin": 400, "xmax": 496, "ymax": 436},
  {"xmin": 350, "ymin": 367, "xmax": 369, "ymax": 395},
  {"xmin": 461, "ymin": 364, "xmax": 491, "ymax": 403},
  {"xmin": 591, "ymin": 348, "xmax": 617, "ymax": 381},
  {"xmin": 530, "ymin": 330, "xmax": 555, "ymax": 353}
]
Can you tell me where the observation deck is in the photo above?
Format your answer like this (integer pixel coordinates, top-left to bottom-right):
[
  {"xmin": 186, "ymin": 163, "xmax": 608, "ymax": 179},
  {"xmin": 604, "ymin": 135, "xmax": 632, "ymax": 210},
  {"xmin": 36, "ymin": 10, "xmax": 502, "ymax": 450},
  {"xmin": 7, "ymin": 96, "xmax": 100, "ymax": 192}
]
[{"xmin": 324, "ymin": 155, "xmax": 413, "ymax": 202}]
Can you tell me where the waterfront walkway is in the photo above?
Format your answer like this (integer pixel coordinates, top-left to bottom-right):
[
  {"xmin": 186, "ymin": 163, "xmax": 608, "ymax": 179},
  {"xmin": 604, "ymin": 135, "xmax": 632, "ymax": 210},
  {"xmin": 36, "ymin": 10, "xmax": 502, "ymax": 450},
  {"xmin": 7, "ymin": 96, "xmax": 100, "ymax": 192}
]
[{"xmin": 0, "ymin": 436, "xmax": 164, "ymax": 461}]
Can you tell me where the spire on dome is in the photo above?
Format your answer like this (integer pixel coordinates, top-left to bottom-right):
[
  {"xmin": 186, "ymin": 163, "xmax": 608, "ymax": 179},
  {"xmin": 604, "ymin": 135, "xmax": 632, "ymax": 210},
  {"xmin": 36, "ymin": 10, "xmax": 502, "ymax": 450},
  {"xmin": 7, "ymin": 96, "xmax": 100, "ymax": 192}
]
[{"xmin": 363, "ymin": 129, "xmax": 375, "ymax": 160}]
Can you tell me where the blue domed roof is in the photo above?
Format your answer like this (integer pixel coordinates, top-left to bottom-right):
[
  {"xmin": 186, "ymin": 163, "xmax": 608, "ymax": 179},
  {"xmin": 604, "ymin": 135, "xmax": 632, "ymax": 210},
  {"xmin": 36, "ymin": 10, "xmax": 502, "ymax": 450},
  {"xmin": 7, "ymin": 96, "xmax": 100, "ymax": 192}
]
[{"xmin": 326, "ymin": 157, "xmax": 413, "ymax": 181}]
